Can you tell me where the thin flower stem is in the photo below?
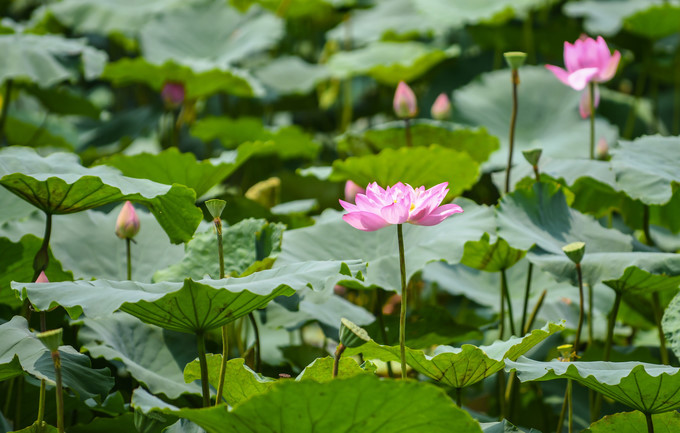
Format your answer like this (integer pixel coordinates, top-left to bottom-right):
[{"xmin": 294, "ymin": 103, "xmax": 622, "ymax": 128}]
[
  {"xmin": 248, "ymin": 312, "xmax": 261, "ymax": 372},
  {"xmin": 51, "ymin": 350, "xmax": 64, "ymax": 433},
  {"xmin": 214, "ymin": 217, "xmax": 229, "ymax": 405},
  {"xmin": 126, "ymin": 238, "xmax": 132, "ymax": 280},
  {"xmin": 37, "ymin": 379, "xmax": 46, "ymax": 428},
  {"xmin": 567, "ymin": 379, "xmax": 573, "ymax": 433},
  {"xmin": 505, "ymin": 68, "xmax": 520, "ymax": 193},
  {"xmin": 501, "ymin": 269, "xmax": 516, "ymax": 336},
  {"xmin": 652, "ymin": 292, "xmax": 670, "ymax": 365},
  {"xmin": 556, "ymin": 385, "xmax": 568, "ymax": 433},
  {"xmin": 0, "ymin": 79, "xmax": 13, "ymax": 146},
  {"xmin": 397, "ymin": 224, "xmax": 407, "ymax": 380},
  {"xmin": 524, "ymin": 289, "xmax": 547, "ymax": 334},
  {"xmin": 643, "ymin": 205, "xmax": 655, "ymax": 248},
  {"xmin": 574, "ymin": 263, "xmax": 585, "ymax": 353},
  {"xmin": 375, "ymin": 289, "xmax": 394, "ymax": 378},
  {"xmin": 588, "ymin": 284, "xmax": 594, "ymax": 346},
  {"xmin": 499, "ymin": 274, "xmax": 506, "ymax": 340},
  {"xmin": 603, "ymin": 291, "xmax": 622, "ymax": 362},
  {"xmin": 646, "ymin": 412, "xmax": 655, "ymax": 433},
  {"xmin": 589, "ymin": 82, "xmax": 595, "ymax": 160},
  {"xmin": 456, "ymin": 388, "xmax": 463, "ymax": 407},
  {"xmin": 196, "ymin": 332, "xmax": 211, "ymax": 407},
  {"xmin": 333, "ymin": 344, "xmax": 346, "ymax": 378},
  {"xmin": 520, "ymin": 262, "xmax": 533, "ymax": 334},
  {"xmin": 404, "ymin": 118, "xmax": 412, "ymax": 148},
  {"xmin": 32, "ymin": 212, "xmax": 52, "ymax": 282}
]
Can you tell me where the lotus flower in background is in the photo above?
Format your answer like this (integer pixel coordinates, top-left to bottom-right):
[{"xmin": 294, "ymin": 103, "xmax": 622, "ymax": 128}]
[
  {"xmin": 344, "ymin": 180, "xmax": 366, "ymax": 203},
  {"xmin": 393, "ymin": 81, "xmax": 418, "ymax": 118},
  {"xmin": 36, "ymin": 270, "xmax": 49, "ymax": 283},
  {"xmin": 115, "ymin": 201, "xmax": 140, "ymax": 239},
  {"xmin": 431, "ymin": 93, "xmax": 451, "ymax": 120},
  {"xmin": 161, "ymin": 82, "xmax": 186, "ymax": 108},
  {"xmin": 339, "ymin": 182, "xmax": 463, "ymax": 231}
]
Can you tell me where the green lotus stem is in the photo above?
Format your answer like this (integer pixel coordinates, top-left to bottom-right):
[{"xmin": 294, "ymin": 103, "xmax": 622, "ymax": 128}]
[
  {"xmin": 51, "ymin": 350, "xmax": 64, "ymax": 433},
  {"xmin": 125, "ymin": 238, "xmax": 132, "ymax": 280},
  {"xmin": 3, "ymin": 377, "xmax": 14, "ymax": 416},
  {"xmin": 505, "ymin": 68, "xmax": 520, "ymax": 193},
  {"xmin": 340, "ymin": 16, "xmax": 353, "ymax": 132},
  {"xmin": 652, "ymin": 292, "xmax": 669, "ymax": 365},
  {"xmin": 603, "ymin": 291, "xmax": 622, "ymax": 361},
  {"xmin": 375, "ymin": 289, "xmax": 394, "ymax": 378},
  {"xmin": 524, "ymin": 289, "xmax": 547, "ymax": 334},
  {"xmin": 404, "ymin": 118, "xmax": 412, "ymax": 148},
  {"xmin": 501, "ymin": 269, "xmax": 516, "ymax": 336},
  {"xmin": 589, "ymin": 82, "xmax": 595, "ymax": 160},
  {"xmin": 36, "ymin": 379, "xmax": 46, "ymax": 428},
  {"xmin": 556, "ymin": 384, "xmax": 568, "ymax": 433},
  {"xmin": 623, "ymin": 51, "xmax": 649, "ymax": 139},
  {"xmin": 397, "ymin": 223, "xmax": 407, "ymax": 380},
  {"xmin": 574, "ymin": 263, "xmax": 585, "ymax": 353},
  {"xmin": 32, "ymin": 212, "xmax": 52, "ymax": 282},
  {"xmin": 213, "ymin": 216, "xmax": 229, "ymax": 405},
  {"xmin": 499, "ymin": 274, "xmax": 506, "ymax": 340},
  {"xmin": 456, "ymin": 387, "xmax": 463, "ymax": 407},
  {"xmin": 332, "ymin": 343, "xmax": 346, "ymax": 378},
  {"xmin": 588, "ymin": 284, "xmax": 594, "ymax": 346},
  {"xmin": 643, "ymin": 205, "xmax": 654, "ymax": 247},
  {"xmin": 520, "ymin": 263, "xmax": 533, "ymax": 333},
  {"xmin": 645, "ymin": 412, "xmax": 655, "ymax": 433},
  {"xmin": 248, "ymin": 312, "xmax": 261, "ymax": 373},
  {"xmin": 498, "ymin": 371, "xmax": 506, "ymax": 419},
  {"xmin": 567, "ymin": 379, "xmax": 573, "ymax": 433},
  {"xmin": 196, "ymin": 332, "xmax": 210, "ymax": 407},
  {"xmin": 0, "ymin": 79, "xmax": 13, "ymax": 146}
]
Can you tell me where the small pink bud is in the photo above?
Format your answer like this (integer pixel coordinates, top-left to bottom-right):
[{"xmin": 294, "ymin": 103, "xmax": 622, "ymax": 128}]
[
  {"xmin": 596, "ymin": 138, "xmax": 609, "ymax": 159},
  {"xmin": 344, "ymin": 180, "xmax": 365, "ymax": 203},
  {"xmin": 430, "ymin": 93, "xmax": 451, "ymax": 120},
  {"xmin": 161, "ymin": 82, "xmax": 185, "ymax": 108},
  {"xmin": 115, "ymin": 201, "xmax": 140, "ymax": 239},
  {"xmin": 393, "ymin": 81, "xmax": 417, "ymax": 118},
  {"xmin": 36, "ymin": 271, "xmax": 49, "ymax": 283}
]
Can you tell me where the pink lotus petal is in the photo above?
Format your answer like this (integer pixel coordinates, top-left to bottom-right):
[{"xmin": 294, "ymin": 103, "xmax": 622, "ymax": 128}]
[
  {"xmin": 380, "ymin": 199, "xmax": 410, "ymax": 225},
  {"xmin": 342, "ymin": 212, "xmax": 390, "ymax": 231},
  {"xmin": 545, "ymin": 65, "xmax": 572, "ymax": 87},
  {"xmin": 411, "ymin": 203, "xmax": 464, "ymax": 226},
  {"xmin": 563, "ymin": 41, "xmax": 581, "ymax": 72},
  {"xmin": 36, "ymin": 271, "xmax": 49, "ymax": 283},
  {"xmin": 566, "ymin": 67, "xmax": 599, "ymax": 90},
  {"xmin": 599, "ymin": 50, "xmax": 620, "ymax": 82},
  {"xmin": 339, "ymin": 199, "xmax": 359, "ymax": 212}
]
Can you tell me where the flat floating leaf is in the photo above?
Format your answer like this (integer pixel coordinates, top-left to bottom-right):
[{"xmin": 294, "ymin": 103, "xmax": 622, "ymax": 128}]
[
  {"xmin": 506, "ymin": 356, "xmax": 680, "ymax": 414},
  {"xmin": 345, "ymin": 322, "xmax": 563, "ymax": 388},
  {"xmin": 585, "ymin": 410, "xmax": 680, "ymax": 433},
  {"xmin": 132, "ymin": 374, "xmax": 484, "ymax": 433},
  {"xmin": 0, "ymin": 146, "xmax": 202, "ymax": 244}
]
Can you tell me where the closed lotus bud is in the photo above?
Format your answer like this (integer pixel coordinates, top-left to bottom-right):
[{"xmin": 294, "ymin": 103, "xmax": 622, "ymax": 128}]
[
  {"xmin": 430, "ymin": 93, "xmax": 451, "ymax": 120},
  {"xmin": 393, "ymin": 81, "xmax": 417, "ymax": 118},
  {"xmin": 339, "ymin": 318, "xmax": 370, "ymax": 348},
  {"xmin": 596, "ymin": 138, "xmax": 609, "ymax": 159},
  {"xmin": 344, "ymin": 180, "xmax": 365, "ymax": 203},
  {"xmin": 161, "ymin": 82, "xmax": 185, "ymax": 108},
  {"xmin": 36, "ymin": 270, "xmax": 49, "ymax": 283},
  {"xmin": 115, "ymin": 201, "xmax": 140, "ymax": 240}
]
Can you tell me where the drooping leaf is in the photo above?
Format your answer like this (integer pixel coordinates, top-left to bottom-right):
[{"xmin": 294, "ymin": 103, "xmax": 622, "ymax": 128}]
[
  {"xmin": 461, "ymin": 233, "xmax": 526, "ymax": 272},
  {"xmin": 0, "ymin": 316, "xmax": 114, "ymax": 400},
  {"xmin": 345, "ymin": 322, "xmax": 563, "ymax": 388},
  {"xmin": 330, "ymin": 145, "xmax": 481, "ymax": 198},
  {"xmin": 585, "ymin": 410, "xmax": 680, "ymax": 433},
  {"xmin": 506, "ymin": 356, "xmax": 680, "ymax": 413},
  {"xmin": 604, "ymin": 266, "xmax": 680, "ymax": 295},
  {"xmin": 0, "ymin": 146, "xmax": 202, "ymax": 244},
  {"xmin": 13, "ymin": 260, "xmax": 364, "ymax": 333},
  {"xmin": 276, "ymin": 199, "xmax": 494, "ymax": 293},
  {"xmin": 132, "ymin": 374, "xmax": 484, "ymax": 433},
  {"xmin": 336, "ymin": 120, "xmax": 499, "ymax": 164},
  {"xmin": 77, "ymin": 313, "xmax": 202, "ymax": 399}
]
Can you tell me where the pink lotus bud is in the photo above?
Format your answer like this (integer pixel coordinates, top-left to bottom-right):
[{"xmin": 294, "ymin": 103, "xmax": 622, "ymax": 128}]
[
  {"xmin": 161, "ymin": 82, "xmax": 185, "ymax": 108},
  {"xmin": 430, "ymin": 93, "xmax": 451, "ymax": 120},
  {"xmin": 578, "ymin": 84, "xmax": 600, "ymax": 119},
  {"xmin": 596, "ymin": 138, "xmax": 609, "ymax": 159},
  {"xmin": 115, "ymin": 201, "xmax": 140, "ymax": 239},
  {"xmin": 393, "ymin": 81, "xmax": 417, "ymax": 118},
  {"xmin": 344, "ymin": 180, "xmax": 365, "ymax": 203},
  {"xmin": 36, "ymin": 271, "xmax": 49, "ymax": 283}
]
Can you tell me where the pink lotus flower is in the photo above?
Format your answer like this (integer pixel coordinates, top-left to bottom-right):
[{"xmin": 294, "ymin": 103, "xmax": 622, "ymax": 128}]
[
  {"xmin": 115, "ymin": 201, "xmax": 140, "ymax": 239},
  {"xmin": 431, "ymin": 93, "xmax": 451, "ymax": 120},
  {"xmin": 161, "ymin": 82, "xmax": 185, "ymax": 108},
  {"xmin": 36, "ymin": 271, "xmax": 49, "ymax": 283},
  {"xmin": 344, "ymin": 180, "xmax": 366, "ymax": 203},
  {"xmin": 393, "ymin": 81, "xmax": 417, "ymax": 118},
  {"xmin": 545, "ymin": 36, "xmax": 620, "ymax": 91},
  {"xmin": 339, "ymin": 182, "xmax": 463, "ymax": 231}
]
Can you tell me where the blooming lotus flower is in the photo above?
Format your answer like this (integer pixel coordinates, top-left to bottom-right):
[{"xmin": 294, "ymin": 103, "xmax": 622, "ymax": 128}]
[
  {"xmin": 545, "ymin": 36, "xmax": 620, "ymax": 91},
  {"xmin": 431, "ymin": 93, "xmax": 451, "ymax": 120},
  {"xmin": 36, "ymin": 270, "xmax": 49, "ymax": 283},
  {"xmin": 339, "ymin": 182, "xmax": 463, "ymax": 231},
  {"xmin": 393, "ymin": 81, "xmax": 417, "ymax": 118},
  {"xmin": 115, "ymin": 201, "xmax": 140, "ymax": 239},
  {"xmin": 161, "ymin": 82, "xmax": 185, "ymax": 108},
  {"xmin": 344, "ymin": 180, "xmax": 366, "ymax": 203}
]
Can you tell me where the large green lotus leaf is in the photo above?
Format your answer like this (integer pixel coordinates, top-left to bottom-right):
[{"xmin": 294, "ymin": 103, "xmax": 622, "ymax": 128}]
[
  {"xmin": 132, "ymin": 374, "xmax": 484, "ymax": 433},
  {"xmin": 0, "ymin": 33, "xmax": 106, "ymax": 86},
  {"xmin": 0, "ymin": 146, "xmax": 202, "ymax": 244},
  {"xmin": 184, "ymin": 356, "xmax": 274, "ymax": 406},
  {"xmin": 337, "ymin": 120, "xmax": 499, "ymax": 164},
  {"xmin": 102, "ymin": 58, "xmax": 261, "ymax": 99},
  {"xmin": 296, "ymin": 356, "xmax": 368, "ymax": 383},
  {"xmin": 10, "ymin": 422, "xmax": 59, "ymax": 433},
  {"xmin": 585, "ymin": 410, "xmax": 680, "ymax": 433},
  {"xmin": 623, "ymin": 4, "xmax": 680, "ymax": 39},
  {"xmin": 461, "ymin": 233, "xmax": 526, "ymax": 272},
  {"xmin": 0, "ymin": 206, "xmax": 185, "ymax": 282},
  {"xmin": 153, "ymin": 219, "xmax": 284, "ymax": 282},
  {"xmin": 68, "ymin": 414, "xmax": 137, "ymax": 433},
  {"xmin": 254, "ymin": 56, "xmax": 330, "ymax": 95},
  {"xmin": 140, "ymin": 3, "xmax": 283, "ymax": 68},
  {"xmin": 330, "ymin": 145, "xmax": 480, "ymax": 198},
  {"xmin": 95, "ymin": 148, "xmax": 246, "ymax": 198},
  {"xmin": 345, "ymin": 322, "xmax": 563, "ymax": 388},
  {"xmin": 610, "ymin": 136, "xmax": 680, "ymax": 206},
  {"xmin": 327, "ymin": 41, "xmax": 458, "ymax": 85},
  {"xmin": 506, "ymin": 356, "xmax": 680, "ymax": 413},
  {"xmin": 275, "ymin": 199, "xmax": 493, "ymax": 293},
  {"xmin": 604, "ymin": 266, "xmax": 680, "ymax": 295},
  {"xmin": 0, "ymin": 188, "xmax": 34, "ymax": 224},
  {"xmin": 77, "ymin": 313, "xmax": 202, "ymax": 399},
  {"xmin": 13, "ymin": 260, "xmax": 364, "ymax": 332},
  {"xmin": 5, "ymin": 112, "xmax": 78, "ymax": 150},
  {"xmin": 42, "ymin": 0, "xmax": 203, "ymax": 38},
  {"xmin": 0, "ymin": 316, "xmax": 114, "ymax": 399},
  {"xmin": 480, "ymin": 420, "xmax": 539, "ymax": 433},
  {"xmin": 452, "ymin": 66, "xmax": 618, "ymax": 170},
  {"xmin": 0, "ymin": 235, "xmax": 72, "ymax": 309},
  {"xmin": 413, "ymin": 0, "xmax": 556, "ymax": 27},
  {"xmin": 563, "ymin": 0, "xmax": 657, "ymax": 35},
  {"xmin": 661, "ymin": 291, "xmax": 680, "ymax": 361},
  {"xmin": 190, "ymin": 116, "xmax": 267, "ymax": 148},
  {"xmin": 22, "ymin": 84, "xmax": 100, "ymax": 118}
]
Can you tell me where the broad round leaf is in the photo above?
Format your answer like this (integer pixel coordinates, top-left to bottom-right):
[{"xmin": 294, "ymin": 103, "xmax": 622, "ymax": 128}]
[{"xmin": 585, "ymin": 410, "xmax": 680, "ymax": 433}]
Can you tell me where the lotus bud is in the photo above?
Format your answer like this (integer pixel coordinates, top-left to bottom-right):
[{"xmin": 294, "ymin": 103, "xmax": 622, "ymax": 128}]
[
  {"xmin": 37, "ymin": 328, "xmax": 63, "ymax": 353},
  {"xmin": 344, "ymin": 180, "xmax": 365, "ymax": 203},
  {"xmin": 205, "ymin": 199, "xmax": 226, "ymax": 220},
  {"xmin": 562, "ymin": 242, "xmax": 585, "ymax": 264},
  {"xmin": 115, "ymin": 201, "xmax": 140, "ymax": 240},
  {"xmin": 503, "ymin": 51, "xmax": 527, "ymax": 70},
  {"xmin": 339, "ymin": 318, "xmax": 370, "ymax": 348},
  {"xmin": 430, "ymin": 93, "xmax": 451, "ymax": 120},
  {"xmin": 161, "ymin": 82, "xmax": 185, "ymax": 108},
  {"xmin": 36, "ymin": 270, "xmax": 49, "ymax": 283},
  {"xmin": 596, "ymin": 138, "xmax": 609, "ymax": 159},
  {"xmin": 393, "ymin": 81, "xmax": 417, "ymax": 118}
]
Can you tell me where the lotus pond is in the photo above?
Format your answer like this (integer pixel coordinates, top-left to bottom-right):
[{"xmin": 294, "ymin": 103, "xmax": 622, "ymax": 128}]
[{"xmin": 2, "ymin": 0, "xmax": 680, "ymax": 432}]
